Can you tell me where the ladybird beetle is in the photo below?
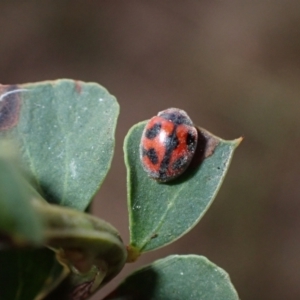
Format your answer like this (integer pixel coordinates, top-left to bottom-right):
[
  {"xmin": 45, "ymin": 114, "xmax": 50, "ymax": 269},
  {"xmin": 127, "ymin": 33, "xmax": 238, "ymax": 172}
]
[{"xmin": 140, "ymin": 108, "xmax": 198, "ymax": 182}]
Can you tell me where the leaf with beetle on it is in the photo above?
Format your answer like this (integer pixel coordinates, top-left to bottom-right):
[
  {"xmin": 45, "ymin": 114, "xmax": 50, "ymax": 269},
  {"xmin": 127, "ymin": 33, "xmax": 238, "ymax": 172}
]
[
  {"xmin": 104, "ymin": 255, "xmax": 239, "ymax": 300},
  {"xmin": 0, "ymin": 79, "xmax": 119, "ymax": 211},
  {"xmin": 125, "ymin": 109, "xmax": 242, "ymax": 255}
]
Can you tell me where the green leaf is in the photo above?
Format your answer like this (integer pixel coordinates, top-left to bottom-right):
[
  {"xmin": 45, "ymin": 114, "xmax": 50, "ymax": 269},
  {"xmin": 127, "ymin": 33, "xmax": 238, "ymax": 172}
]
[
  {"xmin": 0, "ymin": 142, "xmax": 43, "ymax": 245},
  {"xmin": 31, "ymin": 199, "xmax": 127, "ymax": 288},
  {"xmin": 125, "ymin": 121, "xmax": 242, "ymax": 253},
  {"xmin": 0, "ymin": 80, "xmax": 119, "ymax": 211},
  {"xmin": 0, "ymin": 248, "xmax": 64, "ymax": 300},
  {"xmin": 0, "ymin": 145, "xmax": 65, "ymax": 299},
  {"xmin": 104, "ymin": 255, "xmax": 239, "ymax": 300}
]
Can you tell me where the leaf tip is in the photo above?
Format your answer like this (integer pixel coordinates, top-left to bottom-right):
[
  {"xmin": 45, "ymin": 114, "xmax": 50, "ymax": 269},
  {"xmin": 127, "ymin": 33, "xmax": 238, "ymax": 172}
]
[{"xmin": 234, "ymin": 136, "xmax": 244, "ymax": 147}]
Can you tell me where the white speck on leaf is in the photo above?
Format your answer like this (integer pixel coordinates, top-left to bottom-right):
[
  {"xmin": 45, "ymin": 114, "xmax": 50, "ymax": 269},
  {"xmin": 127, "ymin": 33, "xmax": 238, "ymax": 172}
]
[
  {"xmin": 70, "ymin": 160, "xmax": 77, "ymax": 179},
  {"xmin": 99, "ymin": 98, "xmax": 103, "ymax": 102}
]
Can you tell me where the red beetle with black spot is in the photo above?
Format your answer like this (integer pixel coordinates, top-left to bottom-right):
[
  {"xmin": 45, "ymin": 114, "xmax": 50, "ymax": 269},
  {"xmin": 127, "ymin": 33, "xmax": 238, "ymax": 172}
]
[{"xmin": 140, "ymin": 108, "xmax": 198, "ymax": 182}]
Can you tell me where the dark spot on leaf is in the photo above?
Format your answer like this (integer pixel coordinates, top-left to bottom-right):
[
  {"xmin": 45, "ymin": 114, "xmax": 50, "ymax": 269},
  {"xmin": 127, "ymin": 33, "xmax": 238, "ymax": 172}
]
[
  {"xmin": 189, "ymin": 127, "xmax": 219, "ymax": 169},
  {"xmin": 202, "ymin": 131, "xmax": 219, "ymax": 159},
  {"xmin": 144, "ymin": 148, "xmax": 159, "ymax": 165},
  {"xmin": 0, "ymin": 85, "xmax": 22, "ymax": 131},
  {"xmin": 145, "ymin": 123, "xmax": 161, "ymax": 139},
  {"xmin": 150, "ymin": 233, "xmax": 158, "ymax": 239}
]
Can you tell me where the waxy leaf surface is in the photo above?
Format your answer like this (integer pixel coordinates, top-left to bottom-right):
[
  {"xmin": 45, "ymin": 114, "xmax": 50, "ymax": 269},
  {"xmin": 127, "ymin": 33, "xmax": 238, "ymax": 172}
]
[
  {"xmin": 104, "ymin": 255, "xmax": 239, "ymax": 300},
  {"xmin": 0, "ymin": 80, "xmax": 119, "ymax": 210}
]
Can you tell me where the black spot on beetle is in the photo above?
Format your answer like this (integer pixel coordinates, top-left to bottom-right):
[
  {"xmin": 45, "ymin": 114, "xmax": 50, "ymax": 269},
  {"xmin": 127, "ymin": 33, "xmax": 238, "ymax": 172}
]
[
  {"xmin": 172, "ymin": 156, "xmax": 186, "ymax": 171},
  {"xmin": 159, "ymin": 126, "xmax": 179, "ymax": 179},
  {"xmin": 160, "ymin": 112, "xmax": 187, "ymax": 125},
  {"xmin": 164, "ymin": 131, "xmax": 179, "ymax": 150},
  {"xmin": 160, "ymin": 156, "xmax": 170, "ymax": 173},
  {"xmin": 145, "ymin": 123, "xmax": 161, "ymax": 139},
  {"xmin": 143, "ymin": 148, "xmax": 159, "ymax": 165},
  {"xmin": 159, "ymin": 109, "xmax": 193, "ymax": 126},
  {"xmin": 186, "ymin": 131, "xmax": 197, "ymax": 151},
  {"xmin": 0, "ymin": 85, "xmax": 22, "ymax": 131}
]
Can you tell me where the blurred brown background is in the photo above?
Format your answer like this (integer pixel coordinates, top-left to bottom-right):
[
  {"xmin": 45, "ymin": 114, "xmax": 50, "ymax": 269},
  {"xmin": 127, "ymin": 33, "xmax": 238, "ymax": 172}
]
[{"xmin": 1, "ymin": 1, "xmax": 300, "ymax": 299}]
